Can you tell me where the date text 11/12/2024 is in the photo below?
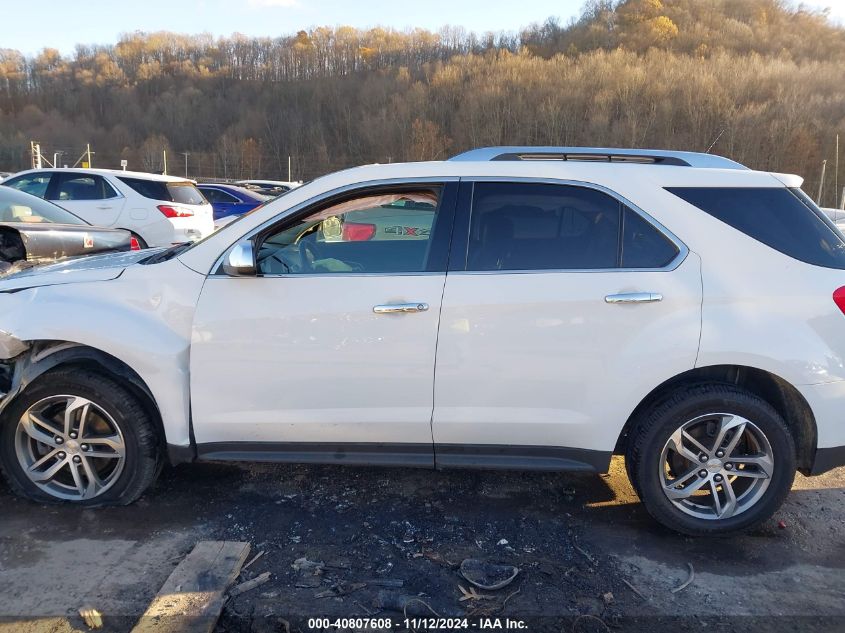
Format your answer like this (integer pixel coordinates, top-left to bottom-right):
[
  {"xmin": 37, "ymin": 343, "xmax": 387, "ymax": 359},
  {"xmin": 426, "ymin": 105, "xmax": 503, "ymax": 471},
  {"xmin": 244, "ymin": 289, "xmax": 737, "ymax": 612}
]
[{"xmin": 307, "ymin": 618, "xmax": 528, "ymax": 629}]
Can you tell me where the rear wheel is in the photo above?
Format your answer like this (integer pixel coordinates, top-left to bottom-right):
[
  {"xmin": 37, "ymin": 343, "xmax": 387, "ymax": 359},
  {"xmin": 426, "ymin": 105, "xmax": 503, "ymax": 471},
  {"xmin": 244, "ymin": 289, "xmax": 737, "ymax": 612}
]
[
  {"xmin": 627, "ymin": 384, "xmax": 796, "ymax": 535},
  {"xmin": 0, "ymin": 368, "xmax": 161, "ymax": 506}
]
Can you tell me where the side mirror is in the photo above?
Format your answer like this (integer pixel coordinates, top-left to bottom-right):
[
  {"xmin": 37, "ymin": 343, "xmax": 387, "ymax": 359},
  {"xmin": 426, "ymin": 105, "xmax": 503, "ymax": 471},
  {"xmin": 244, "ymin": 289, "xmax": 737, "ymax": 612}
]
[{"xmin": 222, "ymin": 240, "xmax": 256, "ymax": 276}]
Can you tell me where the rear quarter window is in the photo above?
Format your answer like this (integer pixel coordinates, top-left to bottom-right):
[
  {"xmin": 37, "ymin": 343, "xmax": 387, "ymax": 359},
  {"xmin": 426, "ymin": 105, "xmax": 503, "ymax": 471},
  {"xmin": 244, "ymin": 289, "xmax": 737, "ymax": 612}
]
[
  {"xmin": 118, "ymin": 177, "xmax": 169, "ymax": 201},
  {"xmin": 666, "ymin": 187, "xmax": 845, "ymax": 269},
  {"xmin": 118, "ymin": 178, "xmax": 206, "ymax": 205}
]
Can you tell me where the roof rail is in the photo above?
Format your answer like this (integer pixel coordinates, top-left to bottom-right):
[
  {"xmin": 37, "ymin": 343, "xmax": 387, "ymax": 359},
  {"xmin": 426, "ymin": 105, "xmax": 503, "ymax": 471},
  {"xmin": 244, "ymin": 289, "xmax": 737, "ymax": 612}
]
[{"xmin": 448, "ymin": 146, "xmax": 748, "ymax": 170}]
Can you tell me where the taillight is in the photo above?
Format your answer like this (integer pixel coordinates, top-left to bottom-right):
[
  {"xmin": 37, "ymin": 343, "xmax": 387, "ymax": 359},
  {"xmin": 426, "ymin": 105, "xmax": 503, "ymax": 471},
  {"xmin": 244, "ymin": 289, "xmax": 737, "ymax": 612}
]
[
  {"xmin": 342, "ymin": 222, "xmax": 376, "ymax": 241},
  {"xmin": 130, "ymin": 236, "xmax": 141, "ymax": 251},
  {"xmin": 834, "ymin": 287, "xmax": 845, "ymax": 315},
  {"xmin": 157, "ymin": 204, "xmax": 194, "ymax": 218}
]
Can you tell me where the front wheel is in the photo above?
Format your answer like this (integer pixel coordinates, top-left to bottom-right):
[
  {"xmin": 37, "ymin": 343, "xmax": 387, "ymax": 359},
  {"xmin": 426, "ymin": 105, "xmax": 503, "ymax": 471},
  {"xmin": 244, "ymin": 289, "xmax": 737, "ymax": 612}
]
[
  {"xmin": 0, "ymin": 368, "xmax": 161, "ymax": 506},
  {"xmin": 627, "ymin": 384, "xmax": 796, "ymax": 535}
]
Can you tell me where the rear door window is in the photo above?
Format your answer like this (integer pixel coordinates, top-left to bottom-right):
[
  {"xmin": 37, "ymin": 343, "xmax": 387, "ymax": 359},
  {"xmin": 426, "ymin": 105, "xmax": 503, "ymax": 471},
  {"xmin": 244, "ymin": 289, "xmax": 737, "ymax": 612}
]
[
  {"xmin": 54, "ymin": 173, "xmax": 118, "ymax": 201},
  {"xmin": 666, "ymin": 187, "xmax": 845, "ymax": 269},
  {"xmin": 465, "ymin": 182, "xmax": 678, "ymax": 271},
  {"xmin": 467, "ymin": 182, "xmax": 621, "ymax": 271},
  {"xmin": 621, "ymin": 207, "xmax": 679, "ymax": 268}
]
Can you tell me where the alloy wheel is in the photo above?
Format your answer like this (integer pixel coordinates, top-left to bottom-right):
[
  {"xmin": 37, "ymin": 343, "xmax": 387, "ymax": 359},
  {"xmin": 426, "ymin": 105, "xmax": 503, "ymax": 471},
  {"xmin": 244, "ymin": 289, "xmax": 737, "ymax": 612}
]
[
  {"xmin": 14, "ymin": 395, "xmax": 126, "ymax": 501},
  {"xmin": 659, "ymin": 413, "xmax": 774, "ymax": 520}
]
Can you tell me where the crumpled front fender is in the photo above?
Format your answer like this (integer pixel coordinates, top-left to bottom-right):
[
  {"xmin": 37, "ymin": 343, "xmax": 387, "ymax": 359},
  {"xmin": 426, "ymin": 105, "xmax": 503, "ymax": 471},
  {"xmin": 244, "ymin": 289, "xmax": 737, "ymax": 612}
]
[{"xmin": 0, "ymin": 330, "xmax": 29, "ymax": 360}]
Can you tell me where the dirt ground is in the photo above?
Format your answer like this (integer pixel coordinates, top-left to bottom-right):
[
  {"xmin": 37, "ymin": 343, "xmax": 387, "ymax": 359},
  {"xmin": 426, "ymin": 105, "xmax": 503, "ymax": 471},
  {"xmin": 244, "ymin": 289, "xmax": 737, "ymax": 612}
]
[{"xmin": 0, "ymin": 457, "xmax": 843, "ymax": 633}]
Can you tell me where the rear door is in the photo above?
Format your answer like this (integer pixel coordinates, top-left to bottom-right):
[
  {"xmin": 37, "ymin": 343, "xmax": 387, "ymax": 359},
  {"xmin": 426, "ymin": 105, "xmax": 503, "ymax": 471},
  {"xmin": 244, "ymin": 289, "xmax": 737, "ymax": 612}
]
[
  {"xmin": 432, "ymin": 180, "xmax": 702, "ymax": 470},
  {"xmin": 48, "ymin": 172, "xmax": 125, "ymax": 227}
]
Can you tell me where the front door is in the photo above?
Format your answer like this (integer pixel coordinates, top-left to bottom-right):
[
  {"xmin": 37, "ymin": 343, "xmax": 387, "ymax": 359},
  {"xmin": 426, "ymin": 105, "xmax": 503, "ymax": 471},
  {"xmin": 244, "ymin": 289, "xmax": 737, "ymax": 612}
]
[
  {"xmin": 190, "ymin": 181, "xmax": 458, "ymax": 466},
  {"xmin": 433, "ymin": 180, "xmax": 702, "ymax": 471}
]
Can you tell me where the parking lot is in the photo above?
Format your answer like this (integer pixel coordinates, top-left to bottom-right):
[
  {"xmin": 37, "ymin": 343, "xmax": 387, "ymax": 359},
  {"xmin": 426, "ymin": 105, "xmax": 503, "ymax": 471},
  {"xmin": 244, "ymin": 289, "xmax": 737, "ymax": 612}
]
[{"xmin": 1, "ymin": 457, "xmax": 842, "ymax": 632}]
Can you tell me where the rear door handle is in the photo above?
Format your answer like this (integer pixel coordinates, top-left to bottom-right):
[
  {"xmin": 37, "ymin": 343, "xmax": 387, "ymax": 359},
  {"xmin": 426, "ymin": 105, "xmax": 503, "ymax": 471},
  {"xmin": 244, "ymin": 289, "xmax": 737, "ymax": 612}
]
[
  {"xmin": 605, "ymin": 292, "xmax": 663, "ymax": 304},
  {"xmin": 373, "ymin": 302, "xmax": 429, "ymax": 314}
]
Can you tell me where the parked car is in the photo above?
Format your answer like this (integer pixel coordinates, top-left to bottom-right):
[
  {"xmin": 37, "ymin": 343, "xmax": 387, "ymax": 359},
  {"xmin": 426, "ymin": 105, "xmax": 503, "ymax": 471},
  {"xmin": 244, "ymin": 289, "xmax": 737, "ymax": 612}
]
[
  {"xmin": 0, "ymin": 186, "xmax": 132, "ymax": 269},
  {"xmin": 196, "ymin": 183, "xmax": 269, "ymax": 223},
  {"xmin": 235, "ymin": 179, "xmax": 301, "ymax": 197},
  {"xmin": 1, "ymin": 169, "xmax": 214, "ymax": 247},
  {"xmin": 1, "ymin": 146, "xmax": 844, "ymax": 536}
]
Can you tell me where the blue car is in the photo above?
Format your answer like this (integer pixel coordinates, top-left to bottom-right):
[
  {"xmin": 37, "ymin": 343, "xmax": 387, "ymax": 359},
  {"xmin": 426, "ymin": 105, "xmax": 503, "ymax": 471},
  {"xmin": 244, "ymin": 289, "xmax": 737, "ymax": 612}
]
[{"xmin": 196, "ymin": 184, "xmax": 269, "ymax": 222}]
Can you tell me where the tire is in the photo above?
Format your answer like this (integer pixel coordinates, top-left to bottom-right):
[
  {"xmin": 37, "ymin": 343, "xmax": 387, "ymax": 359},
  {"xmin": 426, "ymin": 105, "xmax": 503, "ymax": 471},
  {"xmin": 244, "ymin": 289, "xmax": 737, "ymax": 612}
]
[
  {"xmin": 0, "ymin": 368, "xmax": 161, "ymax": 506},
  {"xmin": 626, "ymin": 383, "xmax": 796, "ymax": 536}
]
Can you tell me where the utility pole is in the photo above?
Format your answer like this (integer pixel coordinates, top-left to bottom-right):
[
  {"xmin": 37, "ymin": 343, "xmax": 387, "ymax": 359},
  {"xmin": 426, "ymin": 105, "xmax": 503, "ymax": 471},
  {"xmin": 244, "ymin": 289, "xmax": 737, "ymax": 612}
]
[
  {"xmin": 833, "ymin": 134, "xmax": 839, "ymax": 207},
  {"xmin": 181, "ymin": 152, "xmax": 189, "ymax": 178},
  {"xmin": 288, "ymin": 155, "xmax": 291, "ymax": 182},
  {"xmin": 817, "ymin": 159, "xmax": 827, "ymax": 205},
  {"xmin": 162, "ymin": 150, "xmax": 168, "ymax": 175},
  {"xmin": 85, "ymin": 143, "xmax": 92, "ymax": 168}
]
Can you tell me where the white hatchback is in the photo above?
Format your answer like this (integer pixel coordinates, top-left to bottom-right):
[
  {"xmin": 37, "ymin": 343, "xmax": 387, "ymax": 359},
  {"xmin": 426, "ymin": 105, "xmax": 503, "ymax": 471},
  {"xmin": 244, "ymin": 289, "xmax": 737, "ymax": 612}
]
[
  {"xmin": 1, "ymin": 168, "xmax": 214, "ymax": 247},
  {"xmin": 0, "ymin": 147, "xmax": 844, "ymax": 535}
]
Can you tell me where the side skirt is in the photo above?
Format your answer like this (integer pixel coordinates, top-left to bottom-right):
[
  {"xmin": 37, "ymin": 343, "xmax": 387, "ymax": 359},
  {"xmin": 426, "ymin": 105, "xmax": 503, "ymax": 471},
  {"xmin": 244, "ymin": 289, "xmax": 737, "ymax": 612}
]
[
  {"xmin": 189, "ymin": 442, "xmax": 612, "ymax": 473},
  {"xmin": 195, "ymin": 442, "xmax": 435, "ymax": 468},
  {"xmin": 435, "ymin": 444, "xmax": 611, "ymax": 473}
]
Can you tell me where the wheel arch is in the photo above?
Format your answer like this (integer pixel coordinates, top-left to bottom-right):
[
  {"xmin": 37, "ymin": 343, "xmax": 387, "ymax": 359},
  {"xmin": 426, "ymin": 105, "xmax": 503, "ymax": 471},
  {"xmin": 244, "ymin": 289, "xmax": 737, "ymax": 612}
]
[
  {"xmin": 616, "ymin": 364, "xmax": 817, "ymax": 474},
  {"xmin": 1, "ymin": 341, "xmax": 173, "ymax": 461}
]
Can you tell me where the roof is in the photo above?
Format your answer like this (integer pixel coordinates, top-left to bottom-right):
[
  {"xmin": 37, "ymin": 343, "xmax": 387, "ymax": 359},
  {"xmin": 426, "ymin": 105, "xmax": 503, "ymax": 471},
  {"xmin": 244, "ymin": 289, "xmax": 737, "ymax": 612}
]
[
  {"xmin": 9, "ymin": 168, "xmax": 194, "ymax": 183},
  {"xmin": 236, "ymin": 179, "xmax": 301, "ymax": 187}
]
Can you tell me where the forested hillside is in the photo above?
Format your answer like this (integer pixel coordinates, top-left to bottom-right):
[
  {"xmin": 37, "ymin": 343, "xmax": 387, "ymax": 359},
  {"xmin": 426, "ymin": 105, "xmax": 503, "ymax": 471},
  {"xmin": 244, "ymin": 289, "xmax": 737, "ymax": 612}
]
[{"xmin": 1, "ymin": 0, "xmax": 844, "ymax": 204}]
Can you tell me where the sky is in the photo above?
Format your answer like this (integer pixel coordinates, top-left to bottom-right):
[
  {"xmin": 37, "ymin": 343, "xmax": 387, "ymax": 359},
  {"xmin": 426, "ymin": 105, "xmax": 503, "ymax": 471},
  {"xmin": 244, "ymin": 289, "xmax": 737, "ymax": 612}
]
[{"xmin": 1, "ymin": 0, "xmax": 844, "ymax": 56}]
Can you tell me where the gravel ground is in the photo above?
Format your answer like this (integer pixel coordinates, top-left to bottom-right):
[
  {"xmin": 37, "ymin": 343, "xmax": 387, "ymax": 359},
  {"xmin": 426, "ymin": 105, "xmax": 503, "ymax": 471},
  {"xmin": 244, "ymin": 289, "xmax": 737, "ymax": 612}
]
[{"xmin": 0, "ymin": 457, "xmax": 842, "ymax": 633}]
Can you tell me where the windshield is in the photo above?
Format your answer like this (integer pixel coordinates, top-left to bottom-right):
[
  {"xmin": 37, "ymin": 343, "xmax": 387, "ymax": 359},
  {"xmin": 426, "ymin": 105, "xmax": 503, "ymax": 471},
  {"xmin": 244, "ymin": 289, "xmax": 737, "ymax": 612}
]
[{"xmin": 0, "ymin": 186, "xmax": 87, "ymax": 225}]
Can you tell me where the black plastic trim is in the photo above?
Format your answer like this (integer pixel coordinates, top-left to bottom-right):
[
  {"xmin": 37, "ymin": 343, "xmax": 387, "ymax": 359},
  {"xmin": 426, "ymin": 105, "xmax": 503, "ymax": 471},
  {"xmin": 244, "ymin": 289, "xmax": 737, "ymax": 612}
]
[
  {"xmin": 435, "ymin": 444, "xmax": 611, "ymax": 472},
  {"xmin": 196, "ymin": 442, "xmax": 435, "ymax": 467},
  {"xmin": 193, "ymin": 441, "xmax": 611, "ymax": 473},
  {"xmin": 810, "ymin": 445, "xmax": 845, "ymax": 475},
  {"xmin": 167, "ymin": 443, "xmax": 196, "ymax": 465}
]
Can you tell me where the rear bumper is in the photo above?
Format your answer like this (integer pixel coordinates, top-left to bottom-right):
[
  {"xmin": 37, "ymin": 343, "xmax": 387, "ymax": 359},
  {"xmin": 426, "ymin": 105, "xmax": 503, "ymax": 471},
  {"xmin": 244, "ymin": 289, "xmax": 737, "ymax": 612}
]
[
  {"xmin": 168, "ymin": 210, "xmax": 215, "ymax": 244},
  {"xmin": 811, "ymin": 445, "xmax": 845, "ymax": 475}
]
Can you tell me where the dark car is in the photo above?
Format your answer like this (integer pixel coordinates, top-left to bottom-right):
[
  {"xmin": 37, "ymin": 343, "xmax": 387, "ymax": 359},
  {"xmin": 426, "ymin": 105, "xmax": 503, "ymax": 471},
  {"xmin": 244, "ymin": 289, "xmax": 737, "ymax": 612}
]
[
  {"xmin": 196, "ymin": 184, "xmax": 268, "ymax": 222},
  {"xmin": 0, "ymin": 187, "xmax": 132, "ymax": 271}
]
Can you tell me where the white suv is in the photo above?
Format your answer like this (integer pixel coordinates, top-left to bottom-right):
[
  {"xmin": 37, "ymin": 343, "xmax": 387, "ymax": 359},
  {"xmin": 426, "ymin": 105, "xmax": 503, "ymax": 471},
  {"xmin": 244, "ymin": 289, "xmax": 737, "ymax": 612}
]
[
  {"xmin": 1, "ymin": 168, "xmax": 214, "ymax": 247},
  {"xmin": 0, "ymin": 147, "xmax": 843, "ymax": 535}
]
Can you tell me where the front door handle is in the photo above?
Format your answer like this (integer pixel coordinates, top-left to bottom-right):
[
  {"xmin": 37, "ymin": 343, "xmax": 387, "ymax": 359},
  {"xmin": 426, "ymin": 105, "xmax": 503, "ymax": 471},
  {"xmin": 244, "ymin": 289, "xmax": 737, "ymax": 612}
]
[
  {"xmin": 605, "ymin": 292, "xmax": 663, "ymax": 304},
  {"xmin": 373, "ymin": 302, "xmax": 429, "ymax": 314}
]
